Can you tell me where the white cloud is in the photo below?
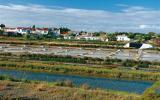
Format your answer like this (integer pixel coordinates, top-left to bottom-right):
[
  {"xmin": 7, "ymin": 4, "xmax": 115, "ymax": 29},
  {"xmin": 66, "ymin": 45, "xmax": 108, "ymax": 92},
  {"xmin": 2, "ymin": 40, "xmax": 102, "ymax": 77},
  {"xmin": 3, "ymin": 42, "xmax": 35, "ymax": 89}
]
[
  {"xmin": 0, "ymin": 4, "xmax": 160, "ymax": 32},
  {"xmin": 116, "ymin": 4, "xmax": 129, "ymax": 7},
  {"xmin": 139, "ymin": 25, "xmax": 148, "ymax": 29}
]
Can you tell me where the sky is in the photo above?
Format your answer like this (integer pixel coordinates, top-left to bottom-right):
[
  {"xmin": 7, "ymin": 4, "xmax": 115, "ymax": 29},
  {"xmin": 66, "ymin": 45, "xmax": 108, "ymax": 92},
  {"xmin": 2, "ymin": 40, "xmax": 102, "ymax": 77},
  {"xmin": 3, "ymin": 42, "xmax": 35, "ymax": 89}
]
[{"xmin": 0, "ymin": 0, "xmax": 160, "ymax": 32}]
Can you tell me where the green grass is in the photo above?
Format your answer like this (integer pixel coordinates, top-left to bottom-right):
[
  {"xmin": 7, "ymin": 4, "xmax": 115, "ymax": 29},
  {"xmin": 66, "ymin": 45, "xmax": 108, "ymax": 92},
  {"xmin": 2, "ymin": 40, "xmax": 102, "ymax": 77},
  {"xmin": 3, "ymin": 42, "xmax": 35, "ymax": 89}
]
[
  {"xmin": 142, "ymin": 80, "xmax": 160, "ymax": 100},
  {"xmin": 0, "ymin": 75, "xmax": 140, "ymax": 100},
  {"xmin": 0, "ymin": 60, "xmax": 160, "ymax": 81}
]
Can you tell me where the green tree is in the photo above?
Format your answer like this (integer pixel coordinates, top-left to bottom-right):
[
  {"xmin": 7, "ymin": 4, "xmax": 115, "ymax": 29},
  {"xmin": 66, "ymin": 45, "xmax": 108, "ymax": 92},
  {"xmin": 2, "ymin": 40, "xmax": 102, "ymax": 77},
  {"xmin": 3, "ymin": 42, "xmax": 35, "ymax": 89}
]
[
  {"xmin": 0, "ymin": 24, "xmax": 5, "ymax": 35},
  {"xmin": 32, "ymin": 25, "xmax": 36, "ymax": 29},
  {"xmin": 92, "ymin": 32, "xmax": 100, "ymax": 36},
  {"xmin": 108, "ymin": 33, "xmax": 117, "ymax": 41},
  {"xmin": 60, "ymin": 27, "xmax": 71, "ymax": 34},
  {"xmin": 0, "ymin": 24, "xmax": 5, "ymax": 29},
  {"xmin": 0, "ymin": 30, "xmax": 4, "ymax": 35}
]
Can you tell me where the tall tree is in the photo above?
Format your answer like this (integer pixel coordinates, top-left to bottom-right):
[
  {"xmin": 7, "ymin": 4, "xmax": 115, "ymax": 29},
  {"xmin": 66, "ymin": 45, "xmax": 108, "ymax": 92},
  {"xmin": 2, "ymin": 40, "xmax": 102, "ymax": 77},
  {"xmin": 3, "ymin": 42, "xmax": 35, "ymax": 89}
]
[
  {"xmin": 60, "ymin": 27, "xmax": 71, "ymax": 34},
  {"xmin": 32, "ymin": 25, "xmax": 36, "ymax": 29},
  {"xmin": 0, "ymin": 24, "xmax": 5, "ymax": 29}
]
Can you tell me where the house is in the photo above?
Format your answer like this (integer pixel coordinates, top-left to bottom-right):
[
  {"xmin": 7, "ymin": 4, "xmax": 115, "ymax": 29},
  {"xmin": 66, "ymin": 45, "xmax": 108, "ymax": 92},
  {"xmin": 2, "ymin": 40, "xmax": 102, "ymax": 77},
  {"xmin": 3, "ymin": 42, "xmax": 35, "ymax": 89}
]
[
  {"xmin": 4, "ymin": 27, "xmax": 50, "ymax": 35},
  {"xmin": 63, "ymin": 35, "xmax": 74, "ymax": 40},
  {"xmin": 48, "ymin": 28, "xmax": 60, "ymax": 36},
  {"xmin": 17, "ymin": 27, "xmax": 31, "ymax": 34},
  {"xmin": 5, "ymin": 28, "xmax": 18, "ymax": 33},
  {"xmin": 36, "ymin": 28, "xmax": 48, "ymax": 35},
  {"xmin": 75, "ymin": 33, "xmax": 101, "ymax": 41},
  {"xmin": 53, "ymin": 28, "xmax": 60, "ymax": 36},
  {"xmin": 116, "ymin": 34, "xmax": 130, "ymax": 41},
  {"xmin": 124, "ymin": 42, "xmax": 153, "ymax": 49}
]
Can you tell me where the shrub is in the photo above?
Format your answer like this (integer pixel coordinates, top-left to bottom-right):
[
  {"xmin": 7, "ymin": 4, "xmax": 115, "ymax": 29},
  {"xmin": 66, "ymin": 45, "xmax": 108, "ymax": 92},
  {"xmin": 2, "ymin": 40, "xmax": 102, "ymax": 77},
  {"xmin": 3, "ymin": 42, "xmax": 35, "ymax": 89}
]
[
  {"xmin": 65, "ymin": 80, "xmax": 73, "ymax": 87},
  {"xmin": 81, "ymin": 83, "xmax": 90, "ymax": 90}
]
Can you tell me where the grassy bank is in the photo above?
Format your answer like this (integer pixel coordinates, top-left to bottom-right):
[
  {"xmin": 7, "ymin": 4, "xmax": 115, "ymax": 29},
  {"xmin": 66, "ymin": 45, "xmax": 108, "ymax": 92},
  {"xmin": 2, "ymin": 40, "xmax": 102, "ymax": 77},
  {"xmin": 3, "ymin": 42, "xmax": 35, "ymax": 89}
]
[
  {"xmin": 1, "ymin": 52, "xmax": 160, "ymax": 69},
  {"xmin": 0, "ymin": 60, "xmax": 160, "ymax": 81},
  {"xmin": 142, "ymin": 81, "xmax": 160, "ymax": 100},
  {"xmin": 0, "ymin": 75, "xmax": 139, "ymax": 100}
]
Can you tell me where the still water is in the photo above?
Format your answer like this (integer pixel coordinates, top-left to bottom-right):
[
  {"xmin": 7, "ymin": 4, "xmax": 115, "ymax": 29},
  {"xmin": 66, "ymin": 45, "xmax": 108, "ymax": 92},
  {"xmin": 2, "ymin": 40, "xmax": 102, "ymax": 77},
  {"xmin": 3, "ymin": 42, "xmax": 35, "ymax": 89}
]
[{"xmin": 0, "ymin": 69, "xmax": 153, "ymax": 94}]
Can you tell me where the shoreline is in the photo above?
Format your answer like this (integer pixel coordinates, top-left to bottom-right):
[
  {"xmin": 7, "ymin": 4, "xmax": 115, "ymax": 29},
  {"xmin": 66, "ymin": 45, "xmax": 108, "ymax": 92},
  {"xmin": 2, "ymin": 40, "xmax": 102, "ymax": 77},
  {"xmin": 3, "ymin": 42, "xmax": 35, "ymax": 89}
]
[{"xmin": 0, "ymin": 61, "xmax": 159, "ymax": 82}]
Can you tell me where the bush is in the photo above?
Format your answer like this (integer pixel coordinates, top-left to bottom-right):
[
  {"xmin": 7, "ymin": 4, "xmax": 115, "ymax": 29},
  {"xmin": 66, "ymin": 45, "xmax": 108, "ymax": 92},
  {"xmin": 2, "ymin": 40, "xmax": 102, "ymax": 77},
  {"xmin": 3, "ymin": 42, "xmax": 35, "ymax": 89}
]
[
  {"xmin": 81, "ymin": 83, "xmax": 90, "ymax": 90},
  {"xmin": 122, "ymin": 59, "xmax": 136, "ymax": 67},
  {"xmin": 65, "ymin": 80, "xmax": 73, "ymax": 87}
]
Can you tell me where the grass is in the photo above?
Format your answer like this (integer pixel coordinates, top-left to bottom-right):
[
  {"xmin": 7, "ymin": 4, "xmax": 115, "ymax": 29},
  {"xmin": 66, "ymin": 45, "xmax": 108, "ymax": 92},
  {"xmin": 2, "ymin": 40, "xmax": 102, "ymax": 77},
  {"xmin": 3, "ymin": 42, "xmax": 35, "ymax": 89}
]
[
  {"xmin": 142, "ymin": 80, "xmax": 160, "ymax": 100},
  {"xmin": 0, "ymin": 75, "xmax": 140, "ymax": 100},
  {"xmin": 0, "ymin": 60, "xmax": 160, "ymax": 81},
  {"xmin": 2, "ymin": 52, "xmax": 160, "ymax": 69}
]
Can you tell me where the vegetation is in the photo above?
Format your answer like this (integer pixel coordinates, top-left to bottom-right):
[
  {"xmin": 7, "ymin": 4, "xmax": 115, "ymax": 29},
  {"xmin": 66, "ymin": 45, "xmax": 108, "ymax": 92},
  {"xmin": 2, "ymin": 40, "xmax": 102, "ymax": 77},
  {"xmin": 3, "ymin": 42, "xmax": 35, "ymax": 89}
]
[
  {"xmin": 142, "ymin": 81, "xmax": 160, "ymax": 100},
  {"xmin": 0, "ymin": 75, "xmax": 140, "ymax": 100},
  {"xmin": 0, "ymin": 36, "xmax": 126, "ymax": 49},
  {"xmin": 113, "ymin": 32, "xmax": 159, "ymax": 43},
  {"xmin": 0, "ymin": 59, "xmax": 160, "ymax": 81},
  {"xmin": 19, "ymin": 53, "xmax": 160, "ymax": 68},
  {"xmin": 60, "ymin": 27, "xmax": 71, "ymax": 34},
  {"xmin": 0, "ymin": 24, "xmax": 5, "ymax": 29},
  {"xmin": 1, "ymin": 52, "xmax": 160, "ymax": 70}
]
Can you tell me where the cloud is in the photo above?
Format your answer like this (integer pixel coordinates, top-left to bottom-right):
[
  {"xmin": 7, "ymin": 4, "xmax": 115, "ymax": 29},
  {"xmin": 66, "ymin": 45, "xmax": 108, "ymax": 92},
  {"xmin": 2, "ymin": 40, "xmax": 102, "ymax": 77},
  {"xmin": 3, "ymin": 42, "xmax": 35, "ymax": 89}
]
[
  {"xmin": 139, "ymin": 25, "xmax": 147, "ymax": 29},
  {"xmin": 139, "ymin": 24, "xmax": 160, "ymax": 29},
  {"xmin": 0, "ymin": 4, "xmax": 160, "ymax": 32},
  {"xmin": 115, "ymin": 4, "xmax": 129, "ymax": 7}
]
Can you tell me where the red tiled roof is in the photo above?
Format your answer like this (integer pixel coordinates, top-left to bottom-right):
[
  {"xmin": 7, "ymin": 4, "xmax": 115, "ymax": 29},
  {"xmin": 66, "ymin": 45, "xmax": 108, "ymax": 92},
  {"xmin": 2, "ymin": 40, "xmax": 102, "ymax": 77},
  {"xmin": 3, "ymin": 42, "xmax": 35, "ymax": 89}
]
[
  {"xmin": 5, "ymin": 27, "xmax": 49, "ymax": 31},
  {"xmin": 17, "ymin": 27, "xmax": 31, "ymax": 30},
  {"xmin": 5, "ymin": 28, "xmax": 16, "ymax": 30}
]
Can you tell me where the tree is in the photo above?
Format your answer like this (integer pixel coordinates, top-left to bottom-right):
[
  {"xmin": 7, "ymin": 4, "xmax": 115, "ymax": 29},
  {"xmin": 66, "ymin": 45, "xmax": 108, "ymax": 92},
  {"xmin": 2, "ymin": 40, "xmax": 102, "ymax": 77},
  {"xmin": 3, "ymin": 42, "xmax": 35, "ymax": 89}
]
[
  {"xmin": 60, "ymin": 27, "xmax": 71, "ymax": 34},
  {"xmin": 128, "ymin": 32, "xmax": 135, "ymax": 39},
  {"xmin": 0, "ymin": 24, "xmax": 5, "ymax": 29},
  {"xmin": 69, "ymin": 33, "xmax": 76, "ymax": 37},
  {"xmin": 108, "ymin": 33, "xmax": 117, "ymax": 41},
  {"xmin": 92, "ymin": 32, "xmax": 100, "ymax": 36},
  {"xmin": 47, "ymin": 28, "xmax": 57, "ymax": 39},
  {"xmin": 148, "ymin": 32, "xmax": 156, "ymax": 39},
  {"xmin": 0, "ymin": 30, "xmax": 4, "ymax": 35},
  {"xmin": 148, "ymin": 32, "xmax": 156, "ymax": 36},
  {"xmin": 0, "ymin": 24, "xmax": 5, "ymax": 35},
  {"xmin": 32, "ymin": 25, "xmax": 36, "ymax": 29}
]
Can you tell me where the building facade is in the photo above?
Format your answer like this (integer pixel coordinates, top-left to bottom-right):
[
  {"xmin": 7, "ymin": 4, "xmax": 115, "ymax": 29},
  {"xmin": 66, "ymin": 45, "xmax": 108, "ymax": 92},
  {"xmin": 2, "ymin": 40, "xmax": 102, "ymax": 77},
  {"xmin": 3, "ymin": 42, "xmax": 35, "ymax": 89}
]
[{"xmin": 116, "ymin": 35, "xmax": 130, "ymax": 41}]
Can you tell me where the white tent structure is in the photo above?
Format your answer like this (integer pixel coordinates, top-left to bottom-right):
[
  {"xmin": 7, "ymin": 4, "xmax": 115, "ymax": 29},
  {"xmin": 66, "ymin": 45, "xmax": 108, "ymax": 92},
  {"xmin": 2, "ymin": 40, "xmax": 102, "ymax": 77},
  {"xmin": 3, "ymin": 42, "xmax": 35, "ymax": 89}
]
[
  {"xmin": 139, "ymin": 44, "xmax": 153, "ymax": 49},
  {"xmin": 124, "ymin": 42, "xmax": 153, "ymax": 49}
]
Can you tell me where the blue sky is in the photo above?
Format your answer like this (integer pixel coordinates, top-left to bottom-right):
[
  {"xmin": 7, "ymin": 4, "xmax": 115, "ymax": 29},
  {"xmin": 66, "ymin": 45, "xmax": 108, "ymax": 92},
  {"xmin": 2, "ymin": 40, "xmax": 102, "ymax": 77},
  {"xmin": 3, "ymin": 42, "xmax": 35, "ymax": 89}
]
[
  {"xmin": 0, "ymin": 0, "xmax": 160, "ymax": 11},
  {"xmin": 0, "ymin": 0, "xmax": 160, "ymax": 32}
]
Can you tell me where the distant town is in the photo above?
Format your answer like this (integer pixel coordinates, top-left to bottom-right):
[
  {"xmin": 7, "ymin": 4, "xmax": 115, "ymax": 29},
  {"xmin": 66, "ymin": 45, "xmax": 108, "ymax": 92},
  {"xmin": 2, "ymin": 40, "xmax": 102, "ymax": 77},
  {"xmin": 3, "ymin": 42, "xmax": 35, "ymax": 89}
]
[{"xmin": 0, "ymin": 24, "xmax": 160, "ymax": 45}]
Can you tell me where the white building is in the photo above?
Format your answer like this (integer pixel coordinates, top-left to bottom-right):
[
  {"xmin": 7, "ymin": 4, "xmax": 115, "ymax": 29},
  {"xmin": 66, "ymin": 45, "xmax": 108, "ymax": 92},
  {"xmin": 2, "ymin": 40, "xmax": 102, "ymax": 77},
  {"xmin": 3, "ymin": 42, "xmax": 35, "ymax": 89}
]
[
  {"xmin": 36, "ymin": 28, "xmax": 48, "ymax": 35},
  {"xmin": 17, "ymin": 27, "xmax": 31, "ymax": 34},
  {"xmin": 4, "ymin": 27, "xmax": 49, "ymax": 35},
  {"xmin": 116, "ymin": 35, "xmax": 130, "ymax": 41},
  {"xmin": 64, "ymin": 36, "xmax": 73, "ymax": 40},
  {"xmin": 48, "ymin": 28, "xmax": 60, "ymax": 36},
  {"xmin": 53, "ymin": 28, "xmax": 60, "ymax": 36},
  {"xmin": 84, "ymin": 36, "xmax": 100, "ymax": 41},
  {"xmin": 5, "ymin": 28, "xmax": 18, "ymax": 33}
]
